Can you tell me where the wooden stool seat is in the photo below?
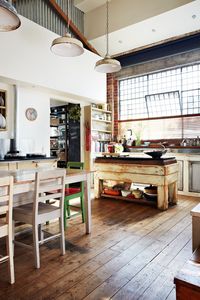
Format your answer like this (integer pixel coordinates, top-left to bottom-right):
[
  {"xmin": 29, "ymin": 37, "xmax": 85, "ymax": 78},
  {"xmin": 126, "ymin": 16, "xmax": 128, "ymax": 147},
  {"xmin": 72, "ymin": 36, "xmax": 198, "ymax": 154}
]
[
  {"xmin": 191, "ymin": 204, "xmax": 200, "ymax": 252},
  {"xmin": 174, "ymin": 248, "xmax": 200, "ymax": 299}
]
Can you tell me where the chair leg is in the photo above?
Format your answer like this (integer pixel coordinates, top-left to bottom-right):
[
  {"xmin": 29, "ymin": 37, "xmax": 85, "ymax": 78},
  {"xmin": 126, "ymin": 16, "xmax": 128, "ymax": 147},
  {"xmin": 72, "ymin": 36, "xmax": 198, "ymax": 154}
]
[
  {"xmin": 38, "ymin": 224, "xmax": 44, "ymax": 243},
  {"xmin": 59, "ymin": 217, "xmax": 65, "ymax": 255},
  {"xmin": 33, "ymin": 224, "xmax": 40, "ymax": 269},
  {"xmin": 66, "ymin": 201, "xmax": 71, "ymax": 218},
  {"xmin": 81, "ymin": 195, "xmax": 85, "ymax": 223},
  {"xmin": 64, "ymin": 199, "xmax": 67, "ymax": 230},
  {"xmin": 6, "ymin": 235, "xmax": 15, "ymax": 284},
  {"xmin": 12, "ymin": 221, "xmax": 15, "ymax": 256}
]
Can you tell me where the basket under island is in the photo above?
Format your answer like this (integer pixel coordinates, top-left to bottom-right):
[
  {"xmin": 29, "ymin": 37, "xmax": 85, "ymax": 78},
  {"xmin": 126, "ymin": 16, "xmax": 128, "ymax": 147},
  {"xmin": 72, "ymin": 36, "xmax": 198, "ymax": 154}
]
[{"xmin": 94, "ymin": 156, "xmax": 178, "ymax": 210}]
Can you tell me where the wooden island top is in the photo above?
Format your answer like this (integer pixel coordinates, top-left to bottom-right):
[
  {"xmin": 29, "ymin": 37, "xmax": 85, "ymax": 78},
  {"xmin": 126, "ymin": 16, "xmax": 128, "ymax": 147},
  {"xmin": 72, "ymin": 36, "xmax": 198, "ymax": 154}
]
[
  {"xmin": 94, "ymin": 156, "xmax": 178, "ymax": 210},
  {"xmin": 94, "ymin": 156, "xmax": 177, "ymax": 166}
]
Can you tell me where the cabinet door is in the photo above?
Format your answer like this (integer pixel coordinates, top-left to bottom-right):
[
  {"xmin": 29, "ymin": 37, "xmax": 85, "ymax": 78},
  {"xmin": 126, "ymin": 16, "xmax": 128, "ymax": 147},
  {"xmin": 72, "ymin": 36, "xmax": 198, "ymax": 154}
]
[
  {"xmin": 17, "ymin": 161, "xmax": 37, "ymax": 170},
  {"xmin": 177, "ymin": 160, "xmax": 183, "ymax": 191},
  {"xmin": 189, "ymin": 161, "xmax": 200, "ymax": 192}
]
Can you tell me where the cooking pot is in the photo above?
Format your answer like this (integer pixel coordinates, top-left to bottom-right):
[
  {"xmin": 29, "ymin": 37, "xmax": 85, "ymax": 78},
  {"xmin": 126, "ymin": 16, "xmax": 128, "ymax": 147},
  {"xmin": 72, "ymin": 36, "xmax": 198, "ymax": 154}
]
[{"xmin": 132, "ymin": 188, "xmax": 143, "ymax": 199}]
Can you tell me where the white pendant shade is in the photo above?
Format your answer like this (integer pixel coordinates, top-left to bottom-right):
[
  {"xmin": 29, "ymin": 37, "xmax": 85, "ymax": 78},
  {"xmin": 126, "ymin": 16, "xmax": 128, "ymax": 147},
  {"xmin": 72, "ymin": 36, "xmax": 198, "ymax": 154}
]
[
  {"xmin": 0, "ymin": 0, "xmax": 21, "ymax": 31},
  {"xmin": 95, "ymin": 56, "xmax": 121, "ymax": 73},
  {"xmin": 94, "ymin": 1, "xmax": 121, "ymax": 73},
  {"xmin": 51, "ymin": 34, "xmax": 84, "ymax": 57}
]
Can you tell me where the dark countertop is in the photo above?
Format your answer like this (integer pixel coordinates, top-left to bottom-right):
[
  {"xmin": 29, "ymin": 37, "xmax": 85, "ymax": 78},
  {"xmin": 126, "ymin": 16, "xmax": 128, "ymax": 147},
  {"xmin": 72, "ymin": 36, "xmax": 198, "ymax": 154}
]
[
  {"xmin": 0, "ymin": 157, "xmax": 57, "ymax": 163},
  {"xmin": 95, "ymin": 156, "xmax": 177, "ymax": 166}
]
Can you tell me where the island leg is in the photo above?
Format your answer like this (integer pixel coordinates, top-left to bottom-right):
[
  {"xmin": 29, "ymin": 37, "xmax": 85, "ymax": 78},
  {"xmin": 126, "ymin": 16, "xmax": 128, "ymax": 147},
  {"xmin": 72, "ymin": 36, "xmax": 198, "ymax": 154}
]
[
  {"xmin": 157, "ymin": 185, "xmax": 169, "ymax": 210},
  {"xmin": 94, "ymin": 175, "xmax": 103, "ymax": 198}
]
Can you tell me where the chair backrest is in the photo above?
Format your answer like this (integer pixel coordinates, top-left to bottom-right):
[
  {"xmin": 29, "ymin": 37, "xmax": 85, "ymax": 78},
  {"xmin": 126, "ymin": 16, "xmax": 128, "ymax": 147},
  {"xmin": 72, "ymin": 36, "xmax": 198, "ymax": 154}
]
[
  {"xmin": 67, "ymin": 162, "xmax": 84, "ymax": 170},
  {"xmin": 0, "ymin": 176, "xmax": 13, "ymax": 239},
  {"xmin": 33, "ymin": 169, "xmax": 66, "ymax": 221}
]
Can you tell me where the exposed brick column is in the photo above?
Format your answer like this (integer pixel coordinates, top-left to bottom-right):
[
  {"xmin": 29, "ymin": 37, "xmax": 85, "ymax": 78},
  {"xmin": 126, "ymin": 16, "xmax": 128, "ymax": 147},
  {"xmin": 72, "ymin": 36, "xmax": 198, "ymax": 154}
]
[{"xmin": 107, "ymin": 74, "xmax": 119, "ymax": 140}]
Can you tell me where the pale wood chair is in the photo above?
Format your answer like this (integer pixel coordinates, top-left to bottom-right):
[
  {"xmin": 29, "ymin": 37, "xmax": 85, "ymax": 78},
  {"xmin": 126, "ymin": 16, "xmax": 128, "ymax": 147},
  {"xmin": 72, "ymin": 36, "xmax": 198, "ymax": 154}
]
[
  {"xmin": 0, "ymin": 176, "xmax": 15, "ymax": 284},
  {"xmin": 13, "ymin": 169, "xmax": 66, "ymax": 269}
]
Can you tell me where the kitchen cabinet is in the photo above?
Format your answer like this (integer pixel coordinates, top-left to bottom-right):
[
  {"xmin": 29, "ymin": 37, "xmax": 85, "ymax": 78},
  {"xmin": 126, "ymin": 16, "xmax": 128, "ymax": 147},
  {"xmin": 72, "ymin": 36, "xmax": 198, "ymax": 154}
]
[
  {"xmin": 189, "ymin": 161, "xmax": 200, "ymax": 193},
  {"xmin": 177, "ymin": 160, "xmax": 184, "ymax": 191},
  {"xmin": 0, "ymin": 158, "xmax": 57, "ymax": 171},
  {"xmin": 84, "ymin": 105, "xmax": 112, "ymax": 171}
]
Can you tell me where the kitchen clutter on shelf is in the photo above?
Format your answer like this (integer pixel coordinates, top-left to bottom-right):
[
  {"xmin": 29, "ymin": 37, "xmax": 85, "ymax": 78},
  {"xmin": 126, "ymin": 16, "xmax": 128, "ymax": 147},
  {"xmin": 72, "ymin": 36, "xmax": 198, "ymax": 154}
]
[{"xmin": 102, "ymin": 181, "xmax": 157, "ymax": 202}]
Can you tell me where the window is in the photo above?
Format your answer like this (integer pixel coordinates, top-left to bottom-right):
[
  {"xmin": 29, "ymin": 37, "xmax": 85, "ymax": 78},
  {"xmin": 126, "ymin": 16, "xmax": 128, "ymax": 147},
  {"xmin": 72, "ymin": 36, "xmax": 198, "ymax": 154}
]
[{"xmin": 119, "ymin": 63, "xmax": 200, "ymax": 120}]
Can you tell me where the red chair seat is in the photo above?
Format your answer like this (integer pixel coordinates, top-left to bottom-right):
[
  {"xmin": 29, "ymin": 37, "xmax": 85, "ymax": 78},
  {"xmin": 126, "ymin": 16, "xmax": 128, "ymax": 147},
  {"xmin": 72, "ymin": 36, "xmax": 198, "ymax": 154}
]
[{"xmin": 65, "ymin": 187, "xmax": 81, "ymax": 196}]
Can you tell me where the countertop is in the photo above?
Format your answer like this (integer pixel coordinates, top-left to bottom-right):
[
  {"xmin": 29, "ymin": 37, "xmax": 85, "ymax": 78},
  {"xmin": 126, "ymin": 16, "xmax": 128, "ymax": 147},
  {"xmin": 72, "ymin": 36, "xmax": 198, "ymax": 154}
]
[
  {"xmin": 0, "ymin": 157, "xmax": 57, "ymax": 163},
  {"xmin": 95, "ymin": 156, "xmax": 177, "ymax": 166}
]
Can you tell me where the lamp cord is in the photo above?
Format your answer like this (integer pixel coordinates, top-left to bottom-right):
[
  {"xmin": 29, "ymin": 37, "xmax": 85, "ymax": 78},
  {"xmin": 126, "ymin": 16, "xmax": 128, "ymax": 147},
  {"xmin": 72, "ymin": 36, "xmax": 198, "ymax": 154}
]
[
  {"xmin": 67, "ymin": 0, "xmax": 70, "ymax": 35},
  {"xmin": 106, "ymin": 0, "xmax": 109, "ymax": 57}
]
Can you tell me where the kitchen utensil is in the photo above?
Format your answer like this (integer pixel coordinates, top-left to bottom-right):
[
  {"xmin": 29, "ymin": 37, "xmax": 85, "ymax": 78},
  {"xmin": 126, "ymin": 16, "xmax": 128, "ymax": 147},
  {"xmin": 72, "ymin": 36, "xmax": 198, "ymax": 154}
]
[
  {"xmin": 144, "ymin": 185, "xmax": 157, "ymax": 195},
  {"xmin": 145, "ymin": 149, "xmax": 167, "ymax": 159},
  {"xmin": 103, "ymin": 188, "xmax": 120, "ymax": 196},
  {"xmin": 132, "ymin": 188, "xmax": 143, "ymax": 199},
  {"xmin": 121, "ymin": 190, "xmax": 131, "ymax": 197},
  {"xmin": 0, "ymin": 113, "xmax": 5, "ymax": 127},
  {"xmin": 0, "ymin": 96, "xmax": 4, "ymax": 106}
]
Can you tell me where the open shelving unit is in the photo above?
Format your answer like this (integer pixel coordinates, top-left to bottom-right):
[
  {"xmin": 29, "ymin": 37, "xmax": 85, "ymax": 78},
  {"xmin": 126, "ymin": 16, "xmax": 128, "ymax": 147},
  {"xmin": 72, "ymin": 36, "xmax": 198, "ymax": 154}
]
[
  {"xmin": 84, "ymin": 105, "xmax": 112, "ymax": 172},
  {"xmin": 50, "ymin": 106, "xmax": 67, "ymax": 165},
  {"xmin": 101, "ymin": 193, "xmax": 157, "ymax": 207}
]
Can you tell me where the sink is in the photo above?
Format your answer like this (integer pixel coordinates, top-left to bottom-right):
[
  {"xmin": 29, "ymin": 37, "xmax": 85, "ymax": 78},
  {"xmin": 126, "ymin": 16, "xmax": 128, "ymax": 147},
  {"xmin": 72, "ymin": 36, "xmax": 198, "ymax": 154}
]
[{"xmin": 169, "ymin": 148, "xmax": 200, "ymax": 154}]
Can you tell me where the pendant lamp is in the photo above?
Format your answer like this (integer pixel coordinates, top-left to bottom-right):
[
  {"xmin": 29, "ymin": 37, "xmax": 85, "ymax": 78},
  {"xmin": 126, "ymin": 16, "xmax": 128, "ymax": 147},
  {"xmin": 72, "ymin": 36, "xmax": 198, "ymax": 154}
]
[
  {"xmin": 0, "ymin": 0, "xmax": 21, "ymax": 31},
  {"xmin": 51, "ymin": 0, "xmax": 84, "ymax": 57},
  {"xmin": 95, "ymin": 0, "xmax": 121, "ymax": 73}
]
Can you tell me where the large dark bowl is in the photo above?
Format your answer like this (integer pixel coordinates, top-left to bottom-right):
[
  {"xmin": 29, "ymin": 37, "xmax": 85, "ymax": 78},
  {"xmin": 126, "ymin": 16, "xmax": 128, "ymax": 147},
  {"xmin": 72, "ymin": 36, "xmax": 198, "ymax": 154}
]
[{"xmin": 144, "ymin": 149, "xmax": 167, "ymax": 159}]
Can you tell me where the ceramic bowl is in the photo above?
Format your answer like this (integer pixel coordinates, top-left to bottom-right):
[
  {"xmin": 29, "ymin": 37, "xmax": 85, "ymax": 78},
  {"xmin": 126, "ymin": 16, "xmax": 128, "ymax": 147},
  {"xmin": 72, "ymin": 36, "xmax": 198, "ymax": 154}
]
[
  {"xmin": 121, "ymin": 190, "xmax": 131, "ymax": 197},
  {"xmin": 145, "ymin": 149, "xmax": 167, "ymax": 159},
  {"xmin": 0, "ymin": 96, "xmax": 4, "ymax": 106}
]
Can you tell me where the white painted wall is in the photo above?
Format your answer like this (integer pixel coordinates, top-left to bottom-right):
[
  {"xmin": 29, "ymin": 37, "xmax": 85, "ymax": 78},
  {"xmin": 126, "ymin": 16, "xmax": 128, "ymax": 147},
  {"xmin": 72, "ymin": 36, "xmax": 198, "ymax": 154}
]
[
  {"xmin": 16, "ymin": 86, "xmax": 50, "ymax": 156},
  {"xmin": 0, "ymin": 16, "xmax": 106, "ymax": 104}
]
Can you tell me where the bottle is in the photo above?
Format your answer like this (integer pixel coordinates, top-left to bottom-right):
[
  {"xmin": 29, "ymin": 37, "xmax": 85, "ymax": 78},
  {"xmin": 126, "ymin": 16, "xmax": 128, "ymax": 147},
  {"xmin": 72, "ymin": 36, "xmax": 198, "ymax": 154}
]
[{"xmin": 197, "ymin": 136, "xmax": 200, "ymax": 146}]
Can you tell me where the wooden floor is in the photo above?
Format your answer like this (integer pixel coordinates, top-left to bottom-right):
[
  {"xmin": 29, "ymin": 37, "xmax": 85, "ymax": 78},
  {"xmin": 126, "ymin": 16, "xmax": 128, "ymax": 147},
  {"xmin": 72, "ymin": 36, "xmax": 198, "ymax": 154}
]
[{"xmin": 0, "ymin": 196, "xmax": 198, "ymax": 300}]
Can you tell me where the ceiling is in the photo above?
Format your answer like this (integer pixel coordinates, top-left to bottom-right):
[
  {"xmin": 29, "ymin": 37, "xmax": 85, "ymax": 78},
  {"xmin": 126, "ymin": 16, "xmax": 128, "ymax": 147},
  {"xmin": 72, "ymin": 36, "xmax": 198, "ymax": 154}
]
[{"xmin": 75, "ymin": 0, "xmax": 200, "ymax": 57}]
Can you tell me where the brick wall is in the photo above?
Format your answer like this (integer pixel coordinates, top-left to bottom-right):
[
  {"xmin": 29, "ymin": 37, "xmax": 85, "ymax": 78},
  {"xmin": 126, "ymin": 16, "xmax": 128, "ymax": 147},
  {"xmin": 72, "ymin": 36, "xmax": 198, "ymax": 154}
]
[{"xmin": 107, "ymin": 74, "xmax": 119, "ymax": 139}]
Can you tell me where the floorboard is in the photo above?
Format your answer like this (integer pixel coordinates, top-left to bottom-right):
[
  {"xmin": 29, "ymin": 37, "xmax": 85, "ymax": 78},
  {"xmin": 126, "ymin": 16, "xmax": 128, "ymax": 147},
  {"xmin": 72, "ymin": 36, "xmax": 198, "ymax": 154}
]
[{"xmin": 0, "ymin": 196, "xmax": 198, "ymax": 300}]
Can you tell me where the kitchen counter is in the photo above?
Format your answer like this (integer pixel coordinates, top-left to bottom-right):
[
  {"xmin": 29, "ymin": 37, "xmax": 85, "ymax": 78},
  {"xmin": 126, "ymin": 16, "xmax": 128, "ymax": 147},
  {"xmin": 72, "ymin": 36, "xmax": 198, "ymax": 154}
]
[
  {"xmin": 0, "ymin": 156, "xmax": 57, "ymax": 162},
  {"xmin": 95, "ymin": 156, "xmax": 176, "ymax": 166},
  {"xmin": 0, "ymin": 157, "xmax": 58, "ymax": 171},
  {"xmin": 94, "ymin": 156, "xmax": 178, "ymax": 210}
]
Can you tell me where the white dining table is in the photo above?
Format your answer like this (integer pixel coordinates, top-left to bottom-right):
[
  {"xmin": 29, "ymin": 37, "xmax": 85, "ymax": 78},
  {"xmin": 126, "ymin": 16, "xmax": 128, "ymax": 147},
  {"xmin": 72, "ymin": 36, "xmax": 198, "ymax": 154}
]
[{"xmin": 0, "ymin": 168, "xmax": 92, "ymax": 234}]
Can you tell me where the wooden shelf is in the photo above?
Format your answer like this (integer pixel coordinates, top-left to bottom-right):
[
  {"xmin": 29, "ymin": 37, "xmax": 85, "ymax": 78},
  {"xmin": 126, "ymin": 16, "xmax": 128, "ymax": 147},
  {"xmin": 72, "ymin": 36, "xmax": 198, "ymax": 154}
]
[
  {"xmin": 92, "ymin": 129, "xmax": 112, "ymax": 133},
  {"xmin": 101, "ymin": 193, "xmax": 156, "ymax": 207},
  {"xmin": 127, "ymin": 145, "xmax": 200, "ymax": 149},
  {"xmin": 0, "ymin": 106, "xmax": 6, "ymax": 109},
  {"xmin": 92, "ymin": 107, "xmax": 112, "ymax": 114},
  {"xmin": 92, "ymin": 118, "xmax": 111, "ymax": 123}
]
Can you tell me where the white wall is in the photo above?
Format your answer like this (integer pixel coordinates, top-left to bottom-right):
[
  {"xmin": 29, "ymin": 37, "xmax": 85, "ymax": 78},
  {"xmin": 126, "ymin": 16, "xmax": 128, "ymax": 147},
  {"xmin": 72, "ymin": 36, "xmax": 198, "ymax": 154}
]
[
  {"xmin": 16, "ymin": 86, "xmax": 50, "ymax": 155},
  {"xmin": 0, "ymin": 16, "xmax": 106, "ymax": 104}
]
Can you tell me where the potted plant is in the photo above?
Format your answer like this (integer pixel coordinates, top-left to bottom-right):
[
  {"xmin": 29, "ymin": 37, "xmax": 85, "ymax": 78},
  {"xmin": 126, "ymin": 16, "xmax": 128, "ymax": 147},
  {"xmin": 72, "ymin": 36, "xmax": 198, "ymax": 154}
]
[{"xmin": 68, "ymin": 105, "xmax": 81, "ymax": 122}]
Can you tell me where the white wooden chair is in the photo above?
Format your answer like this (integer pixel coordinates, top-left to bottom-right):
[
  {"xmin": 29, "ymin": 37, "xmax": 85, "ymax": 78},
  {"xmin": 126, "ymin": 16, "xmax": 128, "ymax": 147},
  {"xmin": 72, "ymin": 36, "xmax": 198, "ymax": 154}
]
[
  {"xmin": 13, "ymin": 169, "xmax": 66, "ymax": 269},
  {"xmin": 0, "ymin": 176, "xmax": 14, "ymax": 284}
]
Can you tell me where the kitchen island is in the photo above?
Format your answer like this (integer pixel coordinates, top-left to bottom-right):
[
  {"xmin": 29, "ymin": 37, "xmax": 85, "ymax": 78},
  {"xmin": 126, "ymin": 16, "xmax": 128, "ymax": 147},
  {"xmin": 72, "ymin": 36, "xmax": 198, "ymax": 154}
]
[{"xmin": 94, "ymin": 156, "xmax": 178, "ymax": 210}]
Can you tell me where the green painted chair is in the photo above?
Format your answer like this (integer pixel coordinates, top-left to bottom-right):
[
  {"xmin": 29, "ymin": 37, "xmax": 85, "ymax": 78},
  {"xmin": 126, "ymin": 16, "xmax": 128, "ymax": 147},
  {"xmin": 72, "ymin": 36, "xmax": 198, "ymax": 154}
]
[{"xmin": 64, "ymin": 162, "xmax": 85, "ymax": 229}]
